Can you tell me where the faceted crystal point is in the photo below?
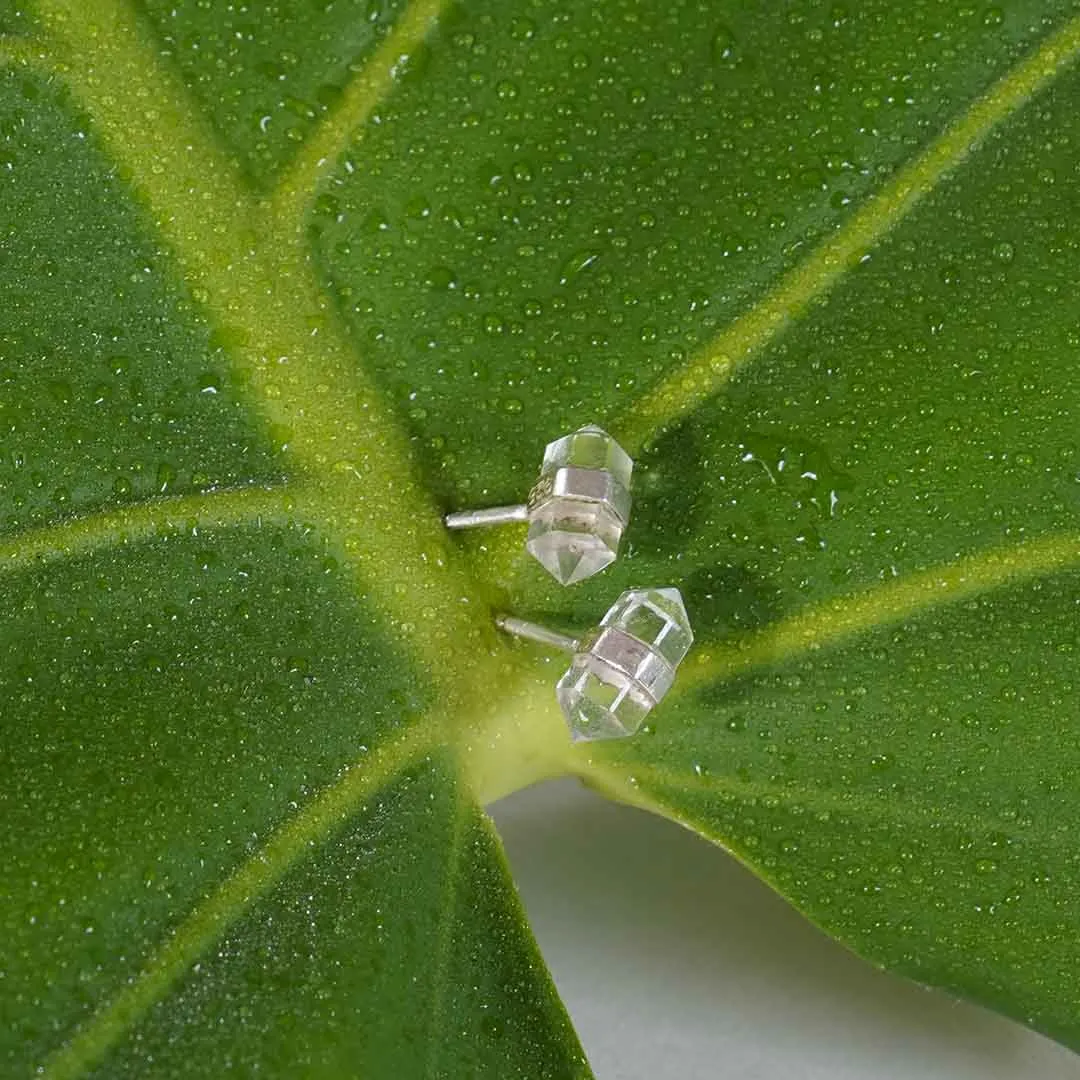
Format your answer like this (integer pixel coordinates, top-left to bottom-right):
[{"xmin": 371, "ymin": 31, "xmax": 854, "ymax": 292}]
[
  {"xmin": 556, "ymin": 586, "xmax": 693, "ymax": 741},
  {"xmin": 525, "ymin": 424, "xmax": 633, "ymax": 584},
  {"xmin": 601, "ymin": 586, "xmax": 694, "ymax": 668}
]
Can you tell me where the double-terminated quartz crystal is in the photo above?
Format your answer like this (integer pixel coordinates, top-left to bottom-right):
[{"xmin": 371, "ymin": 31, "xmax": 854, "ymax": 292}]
[
  {"xmin": 556, "ymin": 587, "xmax": 693, "ymax": 741},
  {"xmin": 525, "ymin": 425, "xmax": 633, "ymax": 585}
]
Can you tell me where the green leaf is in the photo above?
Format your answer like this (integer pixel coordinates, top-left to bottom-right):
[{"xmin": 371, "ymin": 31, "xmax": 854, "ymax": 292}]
[{"xmin": 4, "ymin": 0, "xmax": 1080, "ymax": 1075}]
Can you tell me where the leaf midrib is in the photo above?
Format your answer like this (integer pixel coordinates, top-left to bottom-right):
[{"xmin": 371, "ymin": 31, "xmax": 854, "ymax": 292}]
[
  {"xmin": 34, "ymin": 0, "xmax": 481, "ymax": 681},
  {"xmin": 8, "ymin": 1, "xmax": 1080, "ymax": 1074}
]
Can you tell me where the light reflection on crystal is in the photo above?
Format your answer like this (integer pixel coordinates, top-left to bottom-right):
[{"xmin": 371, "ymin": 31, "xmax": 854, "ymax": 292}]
[
  {"xmin": 556, "ymin": 587, "xmax": 693, "ymax": 741},
  {"xmin": 525, "ymin": 424, "xmax": 632, "ymax": 584}
]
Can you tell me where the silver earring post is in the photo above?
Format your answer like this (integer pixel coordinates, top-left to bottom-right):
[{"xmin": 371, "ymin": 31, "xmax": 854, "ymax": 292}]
[
  {"xmin": 495, "ymin": 615, "xmax": 579, "ymax": 653},
  {"xmin": 445, "ymin": 505, "xmax": 529, "ymax": 529},
  {"xmin": 445, "ymin": 424, "xmax": 633, "ymax": 585},
  {"xmin": 497, "ymin": 587, "xmax": 694, "ymax": 742}
]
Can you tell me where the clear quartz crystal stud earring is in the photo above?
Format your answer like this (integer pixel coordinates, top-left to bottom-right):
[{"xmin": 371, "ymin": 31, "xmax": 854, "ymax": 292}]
[
  {"xmin": 444, "ymin": 424, "xmax": 633, "ymax": 585},
  {"xmin": 497, "ymin": 587, "xmax": 693, "ymax": 741}
]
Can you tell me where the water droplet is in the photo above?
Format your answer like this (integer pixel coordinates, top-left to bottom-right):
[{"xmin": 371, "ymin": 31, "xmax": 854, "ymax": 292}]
[
  {"xmin": 425, "ymin": 265, "xmax": 458, "ymax": 291},
  {"xmin": 388, "ymin": 41, "xmax": 431, "ymax": 82},
  {"xmin": 156, "ymin": 462, "xmax": 176, "ymax": 493},
  {"xmin": 558, "ymin": 247, "xmax": 601, "ymax": 285},
  {"xmin": 283, "ymin": 95, "xmax": 317, "ymax": 121},
  {"xmin": 711, "ymin": 25, "xmax": 740, "ymax": 67},
  {"xmin": 405, "ymin": 195, "xmax": 431, "ymax": 220},
  {"xmin": 992, "ymin": 241, "xmax": 1015, "ymax": 264},
  {"xmin": 314, "ymin": 192, "xmax": 340, "ymax": 219},
  {"xmin": 47, "ymin": 378, "xmax": 73, "ymax": 405},
  {"xmin": 362, "ymin": 208, "xmax": 390, "ymax": 234},
  {"xmin": 510, "ymin": 16, "xmax": 536, "ymax": 41}
]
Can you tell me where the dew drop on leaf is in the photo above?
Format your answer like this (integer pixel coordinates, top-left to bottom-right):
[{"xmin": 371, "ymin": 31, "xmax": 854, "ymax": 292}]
[
  {"xmin": 711, "ymin": 25, "xmax": 740, "ymax": 67},
  {"xmin": 993, "ymin": 241, "xmax": 1015, "ymax": 264},
  {"xmin": 558, "ymin": 247, "xmax": 601, "ymax": 285},
  {"xmin": 156, "ymin": 462, "xmax": 176, "ymax": 492}
]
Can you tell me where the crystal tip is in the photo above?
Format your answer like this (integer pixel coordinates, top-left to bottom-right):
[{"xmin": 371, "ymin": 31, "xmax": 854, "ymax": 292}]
[{"xmin": 526, "ymin": 530, "xmax": 619, "ymax": 585}]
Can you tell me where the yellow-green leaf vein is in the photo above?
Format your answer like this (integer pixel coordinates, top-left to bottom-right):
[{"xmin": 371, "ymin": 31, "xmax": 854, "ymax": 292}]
[
  {"xmin": 580, "ymin": 760, "xmax": 1041, "ymax": 846},
  {"xmin": 34, "ymin": 0, "xmax": 487, "ymax": 674},
  {"xmin": 269, "ymin": 0, "xmax": 451, "ymax": 231},
  {"xmin": 612, "ymin": 11, "xmax": 1080, "ymax": 456},
  {"xmin": 0, "ymin": 486, "xmax": 293, "ymax": 576},
  {"xmin": 40, "ymin": 728, "xmax": 434, "ymax": 1080},
  {"xmin": 680, "ymin": 530, "xmax": 1080, "ymax": 692}
]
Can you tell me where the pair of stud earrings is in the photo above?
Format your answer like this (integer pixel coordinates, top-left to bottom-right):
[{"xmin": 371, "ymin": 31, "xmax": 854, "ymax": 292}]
[{"xmin": 446, "ymin": 424, "xmax": 693, "ymax": 742}]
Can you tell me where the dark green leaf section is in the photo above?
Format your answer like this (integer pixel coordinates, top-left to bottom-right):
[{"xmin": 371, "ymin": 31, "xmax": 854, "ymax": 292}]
[
  {"xmin": 0, "ymin": 526, "xmax": 423, "ymax": 1074},
  {"xmin": 533, "ymin": 62, "xmax": 1080, "ymax": 632},
  {"xmin": 0, "ymin": 70, "xmax": 281, "ymax": 530},
  {"xmin": 312, "ymin": 0, "xmax": 1071, "ymax": 504},
  {"xmin": 618, "ymin": 64, "xmax": 1080, "ymax": 618},
  {"xmin": 602, "ymin": 575, "xmax": 1080, "ymax": 1047},
  {"xmin": 85, "ymin": 758, "xmax": 590, "ymax": 1079},
  {"xmin": 7, "ymin": 0, "xmax": 1080, "ymax": 1069},
  {"xmin": 0, "ymin": 2, "xmax": 32, "ymax": 33},
  {"xmin": 141, "ymin": 0, "xmax": 407, "ymax": 188},
  {"xmin": 559, "ymin": 9, "xmax": 1080, "ymax": 1050}
]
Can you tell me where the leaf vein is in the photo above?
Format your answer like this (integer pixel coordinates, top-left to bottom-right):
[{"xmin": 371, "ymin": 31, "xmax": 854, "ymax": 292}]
[
  {"xmin": 269, "ymin": 0, "xmax": 450, "ymax": 231},
  {"xmin": 612, "ymin": 11, "xmax": 1080, "ymax": 456},
  {"xmin": 0, "ymin": 486, "xmax": 294, "ymax": 575},
  {"xmin": 681, "ymin": 531, "xmax": 1080, "ymax": 692},
  {"xmin": 40, "ymin": 729, "xmax": 434, "ymax": 1080},
  {"xmin": 584, "ymin": 761, "xmax": 1038, "ymax": 846},
  {"xmin": 33, "ymin": 0, "xmax": 488, "ymax": 670}
]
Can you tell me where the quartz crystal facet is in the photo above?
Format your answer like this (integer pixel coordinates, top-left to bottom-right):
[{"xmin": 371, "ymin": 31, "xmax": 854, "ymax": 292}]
[
  {"xmin": 525, "ymin": 424, "xmax": 633, "ymax": 585},
  {"xmin": 556, "ymin": 587, "xmax": 693, "ymax": 741}
]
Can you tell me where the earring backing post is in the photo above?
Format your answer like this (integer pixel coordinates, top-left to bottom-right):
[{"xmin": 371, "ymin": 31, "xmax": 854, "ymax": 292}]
[
  {"xmin": 445, "ymin": 504, "xmax": 529, "ymax": 529},
  {"xmin": 496, "ymin": 615, "xmax": 579, "ymax": 654}
]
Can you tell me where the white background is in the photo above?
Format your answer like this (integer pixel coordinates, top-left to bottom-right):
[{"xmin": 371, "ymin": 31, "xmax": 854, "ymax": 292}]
[{"xmin": 493, "ymin": 780, "xmax": 1080, "ymax": 1079}]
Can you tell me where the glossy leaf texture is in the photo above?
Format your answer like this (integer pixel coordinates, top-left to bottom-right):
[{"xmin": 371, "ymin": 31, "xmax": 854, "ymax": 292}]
[{"xmin": 3, "ymin": 0, "xmax": 1080, "ymax": 1076}]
